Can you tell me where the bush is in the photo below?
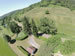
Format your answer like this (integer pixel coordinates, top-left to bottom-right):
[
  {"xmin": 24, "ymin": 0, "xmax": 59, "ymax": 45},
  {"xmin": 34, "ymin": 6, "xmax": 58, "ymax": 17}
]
[{"xmin": 45, "ymin": 10, "xmax": 50, "ymax": 14}]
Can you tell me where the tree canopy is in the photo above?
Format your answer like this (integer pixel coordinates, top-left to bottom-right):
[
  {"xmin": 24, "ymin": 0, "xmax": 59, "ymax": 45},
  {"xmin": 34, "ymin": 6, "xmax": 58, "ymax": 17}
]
[
  {"xmin": 9, "ymin": 21, "xmax": 22, "ymax": 34},
  {"xmin": 39, "ymin": 17, "xmax": 57, "ymax": 34},
  {"xmin": 23, "ymin": 17, "xmax": 31, "ymax": 36},
  {"xmin": 31, "ymin": 19, "xmax": 38, "ymax": 37}
]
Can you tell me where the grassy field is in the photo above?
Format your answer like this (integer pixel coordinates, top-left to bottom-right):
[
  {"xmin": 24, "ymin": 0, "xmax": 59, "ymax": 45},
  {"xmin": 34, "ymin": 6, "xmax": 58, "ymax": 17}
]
[
  {"xmin": 0, "ymin": 26, "xmax": 16, "ymax": 56},
  {"xmin": 0, "ymin": 37, "xmax": 16, "ymax": 56}
]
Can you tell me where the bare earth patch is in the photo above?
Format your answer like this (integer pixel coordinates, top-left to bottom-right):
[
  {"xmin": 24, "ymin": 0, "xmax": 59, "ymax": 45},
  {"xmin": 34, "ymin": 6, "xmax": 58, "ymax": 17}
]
[
  {"xmin": 61, "ymin": 38, "xmax": 66, "ymax": 43},
  {"xmin": 42, "ymin": 34, "xmax": 52, "ymax": 38},
  {"xmin": 71, "ymin": 53, "xmax": 75, "ymax": 56},
  {"xmin": 13, "ymin": 19, "xmax": 23, "ymax": 29},
  {"xmin": 61, "ymin": 38, "xmax": 72, "ymax": 43},
  {"xmin": 54, "ymin": 51, "xmax": 63, "ymax": 56},
  {"xmin": 28, "ymin": 35, "xmax": 40, "ymax": 49}
]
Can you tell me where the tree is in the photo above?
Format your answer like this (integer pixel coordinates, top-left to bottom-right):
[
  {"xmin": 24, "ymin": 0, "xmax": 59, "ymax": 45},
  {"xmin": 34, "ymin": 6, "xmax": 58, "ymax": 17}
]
[
  {"xmin": 31, "ymin": 19, "xmax": 38, "ymax": 37},
  {"xmin": 41, "ymin": 0, "xmax": 75, "ymax": 10},
  {"xmin": 23, "ymin": 17, "xmax": 31, "ymax": 36},
  {"xmin": 9, "ymin": 21, "xmax": 22, "ymax": 35},
  {"xmin": 39, "ymin": 17, "xmax": 57, "ymax": 34},
  {"xmin": 40, "ymin": 0, "xmax": 51, "ymax": 7},
  {"xmin": 2, "ymin": 16, "xmax": 12, "ymax": 28},
  {"xmin": 14, "ymin": 16, "xmax": 21, "ymax": 22}
]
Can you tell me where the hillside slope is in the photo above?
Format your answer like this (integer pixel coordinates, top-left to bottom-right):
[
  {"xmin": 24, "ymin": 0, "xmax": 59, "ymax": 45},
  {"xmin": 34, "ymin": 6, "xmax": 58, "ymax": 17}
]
[{"xmin": 19, "ymin": 5, "xmax": 75, "ymax": 37}]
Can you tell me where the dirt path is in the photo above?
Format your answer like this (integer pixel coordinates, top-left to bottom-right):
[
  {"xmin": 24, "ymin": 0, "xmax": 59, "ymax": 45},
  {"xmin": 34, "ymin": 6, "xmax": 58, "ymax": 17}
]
[
  {"xmin": 54, "ymin": 51, "xmax": 63, "ymax": 56},
  {"xmin": 28, "ymin": 35, "xmax": 40, "ymax": 49},
  {"xmin": 12, "ymin": 34, "xmax": 17, "ymax": 39},
  {"xmin": 12, "ymin": 19, "xmax": 23, "ymax": 29},
  {"xmin": 42, "ymin": 34, "xmax": 52, "ymax": 38}
]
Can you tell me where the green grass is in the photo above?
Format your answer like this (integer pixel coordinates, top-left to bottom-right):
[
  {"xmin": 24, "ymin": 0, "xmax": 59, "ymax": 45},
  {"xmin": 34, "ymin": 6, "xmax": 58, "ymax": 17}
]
[
  {"xmin": 16, "ymin": 31, "xmax": 27, "ymax": 40},
  {"xmin": 17, "ymin": 46, "xmax": 28, "ymax": 56},
  {"xmin": 52, "ymin": 34, "xmax": 75, "ymax": 55},
  {"xmin": 0, "ymin": 37, "xmax": 16, "ymax": 56},
  {"xmin": 37, "ymin": 34, "xmax": 62, "ymax": 56},
  {"xmin": 50, "ymin": 34, "xmax": 75, "ymax": 55},
  {"xmin": 60, "ymin": 40, "xmax": 75, "ymax": 55},
  {"xmin": 38, "ymin": 36, "xmax": 48, "ymax": 41},
  {"xmin": 0, "ymin": 26, "xmax": 16, "ymax": 56},
  {"xmin": 37, "ymin": 34, "xmax": 75, "ymax": 56},
  {"xmin": 0, "ymin": 26, "xmax": 13, "ymax": 36}
]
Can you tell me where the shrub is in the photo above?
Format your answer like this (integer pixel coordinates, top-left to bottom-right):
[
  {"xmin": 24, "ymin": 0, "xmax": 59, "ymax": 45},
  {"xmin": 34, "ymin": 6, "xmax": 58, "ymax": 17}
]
[
  {"xmin": 45, "ymin": 10, "xmax": 50, "ymax": 14},
  {"xmin": 39, "ymin": 17, "xmax": 57, "ymax": 34}
]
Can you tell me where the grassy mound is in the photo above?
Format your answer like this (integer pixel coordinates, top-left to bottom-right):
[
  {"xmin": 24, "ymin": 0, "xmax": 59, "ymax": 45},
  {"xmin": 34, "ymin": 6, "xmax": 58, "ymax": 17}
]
[{"xmin": 16, "ymin": 31, "xmax": 27, "ymax": 40}]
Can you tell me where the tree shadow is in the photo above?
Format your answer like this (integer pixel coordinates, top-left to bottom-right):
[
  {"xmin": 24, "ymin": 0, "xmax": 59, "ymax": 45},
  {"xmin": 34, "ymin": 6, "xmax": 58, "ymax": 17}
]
[
  {"xmin": 10, "ymin": 39, "xmax": 16, "ymax": 44},
  {"xmin": 20, "ymin": 35, "xmax": 28, "ymax": 40},
  {"xmin": 4, "ymin": 35, "xmax": 11, "ymax": 42},
  {"xmin": 4, "ymin": 35, "xmax": 16, "ymax": 44},
  {"xmin": 38, "ymin": 33, "xmax": 44, "ymax": 36},
  {"xmin": 51, "ymin": 29, "xmax": 57, "ymax": 35},
  {"xmin": 28, "ymin": 54, "xmax": 31, "ymax": 56},
  {"xmin": 34, "ymin": 49, "xmax": 38, "ymax": 54},
  {"xmin": 19, "ymin": 46, "xmax": 30, "ymax": 56}
]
